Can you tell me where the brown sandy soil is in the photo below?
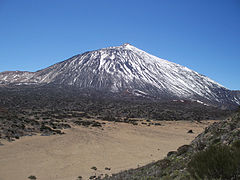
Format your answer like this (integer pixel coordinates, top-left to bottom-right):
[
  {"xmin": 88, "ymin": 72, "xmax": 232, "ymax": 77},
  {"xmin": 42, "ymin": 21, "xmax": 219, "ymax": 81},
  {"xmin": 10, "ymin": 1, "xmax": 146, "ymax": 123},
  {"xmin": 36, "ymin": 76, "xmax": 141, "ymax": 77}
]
[{"xmin": 0, "ymin": 120, "xmax": 215, "ymax": 180}]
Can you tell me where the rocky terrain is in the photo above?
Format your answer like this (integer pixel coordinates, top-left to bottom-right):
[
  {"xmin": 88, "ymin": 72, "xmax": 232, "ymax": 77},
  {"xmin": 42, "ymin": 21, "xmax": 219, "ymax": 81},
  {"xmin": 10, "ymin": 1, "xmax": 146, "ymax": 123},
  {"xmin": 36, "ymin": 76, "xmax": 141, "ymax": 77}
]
[
  {"xmin": 102, "ymin": 111, "xmax": 240, "ymax": 180},
  {"xmin": 0, "ymin": 84, "xmax": 231, "ymax": 144}
]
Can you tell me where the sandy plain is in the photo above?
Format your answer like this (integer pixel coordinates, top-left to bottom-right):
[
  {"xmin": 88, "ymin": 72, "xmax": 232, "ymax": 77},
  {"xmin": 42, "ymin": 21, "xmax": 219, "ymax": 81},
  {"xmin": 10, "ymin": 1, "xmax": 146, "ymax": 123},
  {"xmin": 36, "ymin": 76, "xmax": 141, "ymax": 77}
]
[{"xmin": 0, "ymin": 120, "xmax": 214, "ymax": 180}]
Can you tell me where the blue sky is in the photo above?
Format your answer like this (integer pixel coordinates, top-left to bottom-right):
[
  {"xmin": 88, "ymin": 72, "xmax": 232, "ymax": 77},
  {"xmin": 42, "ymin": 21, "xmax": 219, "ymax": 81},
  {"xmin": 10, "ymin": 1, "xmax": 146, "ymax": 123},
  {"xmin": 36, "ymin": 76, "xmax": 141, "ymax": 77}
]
[{"xmin": 0, "ymin": 0, "xmax": 239, "ymax": 90}]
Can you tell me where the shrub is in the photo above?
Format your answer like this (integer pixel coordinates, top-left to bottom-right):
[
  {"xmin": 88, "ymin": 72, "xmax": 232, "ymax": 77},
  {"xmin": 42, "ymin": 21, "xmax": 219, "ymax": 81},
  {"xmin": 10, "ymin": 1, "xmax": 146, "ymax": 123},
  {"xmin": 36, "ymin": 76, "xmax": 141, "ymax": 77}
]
[
  {"xmin": 77, "ymin": 176, "xmax": 82, "ymax": 180},
  {"xmin": 237, "ymin": 106, "xmax": 240, "ymax": 113},
  {"xmin": 232, "ymin": 139, "xmax": 240, "ymax": 149},
  {"xmin": 28, "ymin": 175, "xmax": 37, "ymax": 180},
  {"xmin": 188, "ymin": 144, "xmax": 240, "ymax": 179},
  {"xmin": 91, "ymin": 166, "xmax": 97, "ymax": 170}
]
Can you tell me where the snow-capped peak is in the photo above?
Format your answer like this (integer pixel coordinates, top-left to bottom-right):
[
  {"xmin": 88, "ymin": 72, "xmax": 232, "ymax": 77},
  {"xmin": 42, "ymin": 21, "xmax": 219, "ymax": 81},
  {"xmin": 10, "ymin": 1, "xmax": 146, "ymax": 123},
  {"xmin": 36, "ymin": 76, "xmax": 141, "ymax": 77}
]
[
  {"xmin": 121, "ymin": 43, "xmax": 132, "ymax": 48},
  {"xmin": 0, "ymin": 44, "xmax": 239, "ymax": 107}
]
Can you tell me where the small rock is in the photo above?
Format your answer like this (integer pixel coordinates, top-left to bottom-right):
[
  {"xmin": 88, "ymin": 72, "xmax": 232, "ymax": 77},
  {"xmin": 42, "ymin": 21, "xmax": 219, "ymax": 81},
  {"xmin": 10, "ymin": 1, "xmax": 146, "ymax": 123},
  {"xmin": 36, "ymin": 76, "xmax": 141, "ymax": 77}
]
[{"xmin": 187, "ymin": 129, "xmax": 193, "ymax": 133}]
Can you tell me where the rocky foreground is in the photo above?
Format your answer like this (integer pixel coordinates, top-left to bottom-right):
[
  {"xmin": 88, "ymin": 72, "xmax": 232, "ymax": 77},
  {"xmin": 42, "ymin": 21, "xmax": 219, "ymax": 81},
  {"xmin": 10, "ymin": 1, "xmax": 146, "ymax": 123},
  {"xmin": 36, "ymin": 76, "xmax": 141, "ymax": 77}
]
[{"xmin": 101, "ymin": 111, "xmax": 240, "ymax": 180}]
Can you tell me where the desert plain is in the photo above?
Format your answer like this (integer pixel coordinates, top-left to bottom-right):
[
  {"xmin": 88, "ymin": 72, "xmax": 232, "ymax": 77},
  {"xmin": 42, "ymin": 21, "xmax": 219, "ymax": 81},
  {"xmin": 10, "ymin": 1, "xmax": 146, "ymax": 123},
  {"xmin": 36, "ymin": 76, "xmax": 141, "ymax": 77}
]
[{"xmin": 0, "ymin": 119, "xmax": 214, "ymax": 180}]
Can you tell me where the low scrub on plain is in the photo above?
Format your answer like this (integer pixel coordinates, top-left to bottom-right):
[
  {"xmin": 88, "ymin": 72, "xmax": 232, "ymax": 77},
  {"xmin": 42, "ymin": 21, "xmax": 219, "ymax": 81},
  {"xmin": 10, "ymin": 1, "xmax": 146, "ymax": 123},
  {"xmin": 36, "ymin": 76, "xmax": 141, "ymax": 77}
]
[{"xmin": 188, "ymin": 142, "xmax": 240, "ymax": 180}]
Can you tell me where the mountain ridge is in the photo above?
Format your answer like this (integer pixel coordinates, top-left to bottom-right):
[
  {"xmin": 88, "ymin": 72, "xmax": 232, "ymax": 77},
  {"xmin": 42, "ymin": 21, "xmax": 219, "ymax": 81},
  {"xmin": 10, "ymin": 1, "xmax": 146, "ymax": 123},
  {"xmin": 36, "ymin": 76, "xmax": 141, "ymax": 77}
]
[{"xmin": 0, "ymin": 44, "xmax": 239, "ymax": 108}]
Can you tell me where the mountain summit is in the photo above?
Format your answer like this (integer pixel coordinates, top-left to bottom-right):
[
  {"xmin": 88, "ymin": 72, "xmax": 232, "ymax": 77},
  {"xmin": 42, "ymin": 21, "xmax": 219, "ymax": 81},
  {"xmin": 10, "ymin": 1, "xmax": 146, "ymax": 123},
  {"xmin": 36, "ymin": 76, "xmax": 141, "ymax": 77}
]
[{"xmin": 0, "ymin": 44, "xmax": 239, "ymax": 107}]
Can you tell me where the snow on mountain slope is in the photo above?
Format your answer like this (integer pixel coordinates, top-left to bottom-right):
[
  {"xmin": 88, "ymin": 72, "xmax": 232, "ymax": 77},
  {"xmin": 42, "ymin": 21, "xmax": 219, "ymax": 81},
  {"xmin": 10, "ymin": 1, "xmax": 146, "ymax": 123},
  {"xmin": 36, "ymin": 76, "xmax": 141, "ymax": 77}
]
[
  {"xmin": 0, "ymin": 43, "xmax": 239, "ymax": 106},
  {"xmin": 0, "ymin": 71, "xmax": 35, "ymax": 84}
]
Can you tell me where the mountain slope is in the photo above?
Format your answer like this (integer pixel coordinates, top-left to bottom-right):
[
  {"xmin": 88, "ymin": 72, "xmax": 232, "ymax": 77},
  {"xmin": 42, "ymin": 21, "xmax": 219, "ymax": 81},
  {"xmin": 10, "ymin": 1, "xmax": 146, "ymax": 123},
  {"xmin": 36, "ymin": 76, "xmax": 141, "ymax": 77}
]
[
  {"xmin": 0, "ymin": 71, "xmax": 34, "ymax": 84},
  {"xmin": 0, "ymin": 43, "xmax": 239, "ymax": 107}
]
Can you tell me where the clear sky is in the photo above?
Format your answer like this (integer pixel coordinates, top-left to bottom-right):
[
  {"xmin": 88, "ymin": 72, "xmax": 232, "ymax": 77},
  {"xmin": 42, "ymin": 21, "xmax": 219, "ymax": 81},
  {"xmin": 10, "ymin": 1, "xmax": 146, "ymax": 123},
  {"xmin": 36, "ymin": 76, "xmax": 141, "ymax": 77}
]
[{"xmin": 0, "ymin": 0, "xmax": 239, "ymax": 90}]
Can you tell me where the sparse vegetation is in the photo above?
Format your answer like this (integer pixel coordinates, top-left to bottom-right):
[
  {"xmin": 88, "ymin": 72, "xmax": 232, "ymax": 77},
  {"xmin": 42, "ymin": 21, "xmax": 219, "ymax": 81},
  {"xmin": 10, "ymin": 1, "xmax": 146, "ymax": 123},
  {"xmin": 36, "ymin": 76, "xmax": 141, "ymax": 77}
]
[
  {"xmin": 101, "ymin": 112, "xmax": 240, "ymax": 180},
  {"xmin": 188, "ymin": 144, "xmax": 240, "ymax": 179},
  {"xmin": 28, "ymin": 175, "xmax": 37, "ymax": 180},
  {"xmin": 105, "ymin": 167, "xmax": 111, "ymax": 171},
  {"xmin": 91, "ymin": 166, "xmax": 97, "ymax": 171},
  {"xmin": 0, "ymin": 84, "xmax": 238, "ymax": 179},
  {"xmin": 0, "ymin": 84, "xmax": 231, "ymax": 142},
  {"xmin": 89, "ymin": 175, "xmax": 96, "ymax": 179},
  {"xmin": 77, "ymin": 176, "xmax": 82, "ymax": 180}
]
